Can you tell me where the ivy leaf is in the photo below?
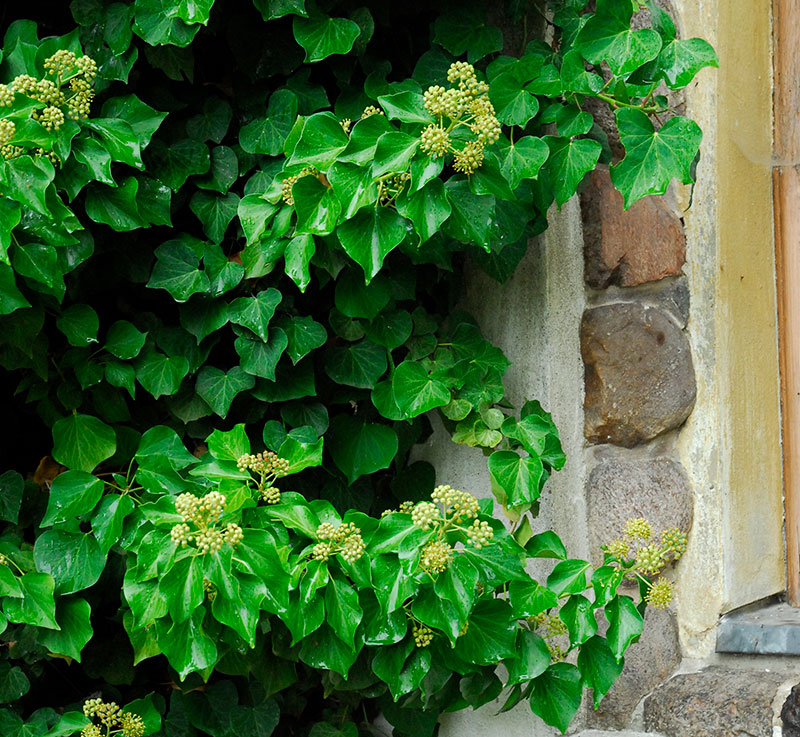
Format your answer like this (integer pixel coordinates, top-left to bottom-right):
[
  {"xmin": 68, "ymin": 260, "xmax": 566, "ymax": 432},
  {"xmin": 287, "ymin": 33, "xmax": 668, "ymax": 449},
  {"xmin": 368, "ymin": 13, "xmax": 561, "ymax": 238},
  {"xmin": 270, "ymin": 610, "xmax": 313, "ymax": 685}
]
[
  {"xmin": 228, "ymin": 288, "xmax": 282, "ymax": 341},
  {"xmin": 100, "ymin": 94, "xmax": 167, "ymax": 149},
  {"xmin": 135, "ymin": 349, "xmax": 190, "ymax": 399},
  {"xmin": 508, "ymin": 580, "xmax": 558, "ymax": 619},
  {"xmin": 33, "ymin": 530, "xmax": 105, "ymax": 595},
  {"xmin": 391, "ymin": 361, "xmax": 449, "ymax": 417},
  {"xmin": 336, "ymin": 206, "xmax": 407, "ymax": 282},
  {"xmin": 376, "ymin": 90, "xmax": 433, "ymax": 125},
  {"xmin": 190, "ymin": 191, "xmax": 240, "ymax": 243},
  {"xmin": 195, "ymin": 146, "xmax": 238, "ymax": 193},
  {"xmin": 41, "ymin": 471, "xmax": 104, "ymax": 527},
  {"xmin": 237, "ymin": 195, "xmax": 279, "ymax": 245},
  {"xmin": 328, "ymin": 161, "xmax": 377, "ymax": 220},
  {"xmin": 292, "ymin": 14, "xmax": 360, "ymax": 63},
  {"xmin": 148, "ymin": 236, "xmax": 210, "ymax": 302},
  {"xmin": 240, "ymin": 89, "xmax": 299, "ymax": 156},
  {"xmin": 133, "ymin": 0, "xmax": 201, "ymax": 47},
  {"xmin": 605, "ymin": 594, "xmax": 644, "ymax": 660},
  {"xmin": 525, "ymin": 531, "xmax": 567, "ymax": 560},
  {"xmin": 488, "ymin": 451, "xmax": 544, "ymax": 508},
  {"xmin": 575, "ymin": 0, "xmax": 662, "ymax": 77},
  {"xmin": 155, "ymin": 609, "xmax": 218, "ymax": 680},
  {"xmin": 293, "ymin": 176, "xmax": 342, "ymax": 235},
  {"xmin": 546, "ymin": 559, "xmax": 592, "ymax": 597},
  {"xmin": 105, "ymin": 320, "xmax": 147, "ymax": 360},
  {"xmin": 147, "ymin": 138, "xmax": 210, "ymax": 190},
  {"xmin": 490, "ymin": 71, "xmax": 540, "ymax": 127},
  {"xmin": 610, "ymin": 108, "xmax": 702, "ymax": 208},
  {"xmin": 363, "ymin": 310, "xmax": 413, "ymax": 350},
  {"xmin": 3, "ymin": 573, "xmax": 59, "ymax": 630},
  {"xmin": 433, "ymin": 5, "xmax": 503, "ymax": 63},
  {"xmin": 444, "ymin": 180, "xmax": 495, "ymax": 252},
  {"xmin": 578, "ymin": 635, "xmax": 624, "ymax": 707},
  {"xmin": 52, "ymin": 414, "xmax": 116, "ymax": 472},
  {"xmin": 338, "ymin": 115, "xmax": 393, "ymax": 166},
  {"xmin": 657, "ymin": 38, "xmax": 718, "ymax": 89},
  {"xmin": 395, "ymin": 178, "xmax": 451, "ymax": 245},
  {"xmin": 0, "ymin": 664, "xmax": 29, "ymax": 703},
  {"xmin": 0, "ymin": 471, "xmax": 23, "ymax": 524},
  {"xmin": 38, "ymin": 597, "xmax": 93, "ymax": 662},
  {"xmin": 84, "ymin": 119, "xmax": 143, "ymax": 168},
  {"xmin": 57, "ymin": 304, "xmax": 99, "ymax": 347},
  {"xmin": 328, "ymin": 416, "xmax": 398, "ymax": 483},
  {"xmin": 499, "ymin": 136, "xmax": 550, "ymax": 189},
  {"xmin": 235, "ymin": 327, "xmax": 289, "ymax": 380},
  {"xmin": 288, "ymin": 112, "xmax": 350, "ymax": 168},
  {"xmin": 0, "ymin": 155, "xmax": 55, "ymax": 215},
  {"xmin": 196, "ymin": 366, "xmax": 256, "ymax": 418},
  {"xmin": 325, "ymin": 570, "xmax": 362, "ymax": 647},
  {"xmin": 91, "ymin": 494, "xmax": 135, "ymax": 554},
  {"xmin": 85, "ymin": 177, "xmax": 146, "ymax": 231},
  {"xmin": 203, "ymin": 243, "xmax": 244, "ymax": 296},
  {"xmin": 560, "ymin": 50, "xmax": 604, "ymax": 95},
  {"xmin": 0, "ymin": 264, "xmax": 30, "ymax": 315},
  {"xmin": 325, "ymin": 339, "xmax": 387, "ymax": 389},
  {"xmin": 284, "ymin": 233, "xmax": 315, "ymax": 292},
  {"xmin": 559, "ymin": 594, "xmax": 598, "ymax": 647},
  {"xmin": 544, "ymin": 136, "xmax": 602, "ymax": 207},
  {"xmin": 167, "ymin": 0, "xmax": 215, "ymax": 25},
  {"xmin": 457, "ymin": 599, "xmax": 517, "ymax": 665},
  {"xmin": 0, "ymin": 199, "xmax": 21, "ymax": 265},
  {"xmin": 371, "ymin": 132, "xmax": 420, "ymax": 178},
  {"xmin": 254, "ymin": 0, "xmax": 307, "ymax": 20},
  {"xmin": 280, "ymin": 315, "xmax": 327, "ymax": 364},
  {"xmin": 506, "ymin": 629, "xmax": 550, "ymax": 686},
  {"xmin": 529, "ymin": 663, "xmax": 582, "ymax": 733}
]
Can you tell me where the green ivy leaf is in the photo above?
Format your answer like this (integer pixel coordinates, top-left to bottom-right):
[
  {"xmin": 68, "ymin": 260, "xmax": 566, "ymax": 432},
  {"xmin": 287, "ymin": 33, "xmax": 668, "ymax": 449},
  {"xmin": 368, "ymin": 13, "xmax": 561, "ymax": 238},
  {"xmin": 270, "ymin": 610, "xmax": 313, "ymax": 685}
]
[
  {"xmin": 135, "ymin": 349, "xmax": 190, "ymax": 399},
  {"xmin": 52, "ymin": 414, "xmax": 116, "ymax": 472},
  {"xmin": 12, "ymin": 242, "xmax": 59, "ymax": 288},
  {"xmin": 605, "ymin": 594, "xmax": 643, "ymax": 660},
  {"xmin": 204, "ymin": 243, "xmax": 244, "ymax": 296},
  {"xmin": 293, "ymin": 176, "xmax": 342, "ymax": 235},
  {"xmin": 0, "ymin": 664, "xmax": 29, "ymax": 704},
  {"xmin": 577, "ymin": 635, "xmax": 624, "ymax": 707},
  {"xmin": 457, "ymin": 599, "xmax": 517, "ymax": 665},
  {"xmin": 71, "ymin": 137, "xmax": 115, "ymax": 186},
  {"xmin": 560, "ymin": 50, "xmax": 604, "ymax": 95},
  {"xmin": 196, "ymin": 146, "xmax": 238, "ymax": 193},
  {"xmin": 324, "ymin": 570, "xmax": 362, "ymax": 646},
  {"xmin": 376, "ymin": 90, "xmax": 433, "ymax": 125},
  {"xmin": 328, "ymin": 415, "xmax": 398, "ymax": 483},
  {"xmin": 559, "ymin": 594, "xmax": 598, "ymax": 647},
  {"xmin": 105, "ymin": 320, "xmax": 147, "ymax": 360},
  {"xmin": 0, "ymin": 199, "xmax": 21, "ymax": 265},
  {"xmin": 506, "ymin": 629, "xmax": 550, "ymax": 686},
  {"xmin": 529, "ymin": 663, "xmax": 582, "ymax": 733},
  {"xmin": 160, "ymin": 555, "xmax": 205, "ymax": 624},
  {"xmin": 238, "ymin": 195, "xmax": 279, "ymax": 246},
  {"xmin": 391, "ymin": 361, "xmax": 449, "ymax": 417},
  {"xmin": 395, "ymin": 178, "xmax": 451, "ymax": 245},
  {"xmin": 499, "ymin": 136, "xmax": 549, "ymax": 189},
  {"xmin": 3, "ymin": 573, "xmax": 59, "ymax": 630},
  {"xmin": 444, "ymin": 180, "xmax": 495, "ymax": 251},
  {"xmin": 280, "ymin": 315, "xmax": 327, "ymax": 364},
  {"xmin": 56, "ymin": 304, "xmax": 99, "ymax": 347},
  {"xmin": 575, "ymin": 0, "xmax": 662, "ymax": 77},
  {"xmin": 292, "ymin": 14, "xmax": 360, "ymax": 63},
  {"xmin": 0, "ymin": 264, "xmax": 30, "ymax": 315},
  {"xmin": 167, "ymin": 0, "xmax": 215, "ymax": 25},
  {"xmin": 338, "ymin": 115, "xmax": 393, "ymax": 166},
  {"xmin": 656, "ymin": 37, "xmax": 718, "ymax": 89},
  {"xmin": 254, "ymin": 0, "xmax": 307, "ymax": 20},
  {"xmin": 288, "ymin": 112, "xmax": 350, "ymax": 168},
  {"xmin": 91, "ymin": 494, "xmax": 135, "ymax": 554},
  {"xmin": 336, "ymin": 206, "xmax": 407, "ymax": 282},
  {"xmin": 235, "ymin": 327, "xmax": 289, "ymax": 380},
  {"xmin": 525, "ymin": 531, "xmax": 568, "ymax": 559},
  {"xmin": 228, "ymin": 288, "xmax": 282, "ymax": 341},
  {"xmin": 325, "ymin": 339, "xmax": 387, "ymax": 389},
  {"xmin": 433, "ymin": 5, "xmax": 503, "ymax": 63},
  {"xmin": 240, "ymin": 89, "xmax": 299, "ymax": 156},
  {"xmin": 38, "ymin": 597, "xmax": 93, "ymax": 662},
  {"xmin": 84, "ymin": 118, "xmax": 144, "ymax": 168},
  {"xmin": 610, "ymin": 108, "xmax": 702, "ymax": 208},
  {"xmin": 363, "ymin": 310, "xmax": 413, "ymax": 350},
  {"xmin": 190, "ymin": 191, "xmax": 240, "ymax": 243},
  {"xmin": 488, "ymin": 451, "xmax": 544, "ymax": 508},
  {"xmin": 133, "ymin": 0, "xmax": 201, "ymax": 47},
  {"xmin": 147, "ymin": 236, "xmax": 210, "ymax": 302},
  {"xmin": 85, "ymin": 177, "xmax": 147, "ymax": 231},
  {"xmin": 0, "ymin": 155, "xmax": 55, "ymax": 215},
  {"xmin": 41, "ymin": 471, "xmax": 104, "ymax": 527},
  {"xmin": 147, "ymin": 138, "xmax": 210, "ymax": 190},
  {"xmin": 328, "ymin": 161, "xmax": 378, "ymax": 220},
  {"xmin": 544, "ymin": 136, "xmax": 602, "ymax": 207},
  {"xmin": 33, "ymin": 530, "xmax": 105, "ymax": 595},
  {"xmin": 100, "ymin": 94, "xmax": 167, "ymax": 149},
  {"xmin": 490, "ymin": 71, "xmax": 540, "ymax": 127},
  {"xmin": 371, "ymin": 132, "xmax": 420, "ymax": 178},
  {"xmin": 546, "ymin": 559, "xmax": 592, "ymax": 597},
  {"xmin": 0, "ymin": 471, "xmax": 23, "ymax": 524},
  {"xmin": 284, "ymin": 233, "xmax": 315, "ymax": 292},
  {"xmin": 155, "ymin": 609, "xmax": 218, "ymax": 680},
  {"xmin": 196, "ymin": 366, "xmax": 256, "ymax": 418},
  {"xmin": 508, "ymin": 579, "xmax": 558, "ymax": 619}
]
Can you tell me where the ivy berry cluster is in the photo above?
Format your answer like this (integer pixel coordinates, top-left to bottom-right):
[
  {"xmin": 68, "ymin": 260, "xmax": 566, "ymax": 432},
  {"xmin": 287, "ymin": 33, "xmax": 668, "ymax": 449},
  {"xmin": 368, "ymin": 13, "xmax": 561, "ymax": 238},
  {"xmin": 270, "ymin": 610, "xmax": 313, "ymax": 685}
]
[
  {"xmin": 169, "ymin": 491, "xmax": 243, "ymax": 554},
  {"xmin": 311, "ymin": 521, "xmax": 366, "ymax": 563},
  {"xmin": 81, "ymin": 699, "xmax": 145, "ymax": 737},
  {"xmin": 237, "ymin": 451, "xmax": 290, "ymax": 504}
]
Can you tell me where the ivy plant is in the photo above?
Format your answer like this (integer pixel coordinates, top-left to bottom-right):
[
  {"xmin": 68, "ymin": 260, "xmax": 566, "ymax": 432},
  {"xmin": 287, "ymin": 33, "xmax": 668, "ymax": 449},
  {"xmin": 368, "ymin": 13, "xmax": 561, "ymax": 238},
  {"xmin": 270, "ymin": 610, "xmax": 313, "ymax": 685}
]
[{"xmin": 0, "ymin": 0, "xmax": 715, "ymax": 735}]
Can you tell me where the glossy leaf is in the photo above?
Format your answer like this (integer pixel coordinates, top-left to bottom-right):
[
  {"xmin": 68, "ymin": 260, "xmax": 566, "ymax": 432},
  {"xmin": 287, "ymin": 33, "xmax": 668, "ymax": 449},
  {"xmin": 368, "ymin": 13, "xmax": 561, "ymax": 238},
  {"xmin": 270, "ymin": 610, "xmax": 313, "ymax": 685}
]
[
  {"xmin": 328, "ymin": 415, "xmax": 398, "ymax": 483},
  {"xmin": 52, "ymin": 414, "xmax": 116, "ymax": 472}
]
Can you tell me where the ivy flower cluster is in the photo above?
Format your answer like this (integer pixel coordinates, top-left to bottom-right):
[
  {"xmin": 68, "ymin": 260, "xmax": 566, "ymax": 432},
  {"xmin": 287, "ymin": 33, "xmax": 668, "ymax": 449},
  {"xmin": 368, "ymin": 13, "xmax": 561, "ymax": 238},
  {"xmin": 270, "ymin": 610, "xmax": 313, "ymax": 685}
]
[
  {"xmin": 0, "ymin": 50, "xmax": 97, "ymax": 161},
  {"xmin": 531, "ymin": 612, "xmax": 569, "ymax": 661},
  {"xmin": 602, "ymin": 517, "xmax": 688, "ymax": 609},
  {"xmin": 409, "ymin": 485, "xmax": 493, "ymax": 576},
  {"xmin": 311, "ymin": 521, "xmax": 366, "ymax": 563},
  {"xmin": 237, "ymin": 450, "xmax": 289, "ymax": 504},
  {"xmin": 419, "ymin": 61, "xmax": 501, "ymax": 174},
  {"xmin": 169, "ymin": 491, "xmax": 243, "ymax": 555},
  {"xmin": 82, "ymin": 699, "xmax": 145, "ymax": 737},
  {"xmin": 280, "ymin": 166, "xmax": 319, "ymax": 206}
]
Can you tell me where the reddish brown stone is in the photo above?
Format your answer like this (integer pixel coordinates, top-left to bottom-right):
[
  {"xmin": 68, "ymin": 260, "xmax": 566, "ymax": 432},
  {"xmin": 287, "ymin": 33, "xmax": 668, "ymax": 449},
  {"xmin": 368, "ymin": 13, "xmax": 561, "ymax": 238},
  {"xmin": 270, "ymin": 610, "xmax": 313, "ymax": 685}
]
[
  {"xmin": 581, "ymin": 303, "xmax": 696, "ymax": 447},
  {"xmin": 581, "ymin": 167, "xmax": 686, "ymax": 288}
]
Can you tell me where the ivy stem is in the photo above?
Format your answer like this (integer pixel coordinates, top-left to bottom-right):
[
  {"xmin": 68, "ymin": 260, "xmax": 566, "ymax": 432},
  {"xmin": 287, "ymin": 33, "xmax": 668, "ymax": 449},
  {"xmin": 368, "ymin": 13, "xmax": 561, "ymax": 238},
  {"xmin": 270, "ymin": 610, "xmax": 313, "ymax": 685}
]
[{"xmin": 595, "ymin": 92, "xmax": 661, "ymax": 114}]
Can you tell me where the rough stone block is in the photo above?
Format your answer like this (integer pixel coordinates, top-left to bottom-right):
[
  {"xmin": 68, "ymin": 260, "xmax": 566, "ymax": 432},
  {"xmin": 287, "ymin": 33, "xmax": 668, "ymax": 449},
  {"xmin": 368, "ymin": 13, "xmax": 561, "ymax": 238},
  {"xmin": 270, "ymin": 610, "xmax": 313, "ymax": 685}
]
[
  {"xmin": 587, "ymin": 607, "xmax": 681, "ymax": 730},
  {"xmin": 644, "ymin": 667, "xmax": 788, "ymax": 737},
  {"xmin": 581, "ymin": 167, "xmax": 686, "ymax": 289},
  {"xmin": 581, "ymin": 303, "xmax": 696, "ymax": 447},
  {"xmin": 585, "ymin": 457, "xmax": 693, "ymax": 559},
  {"xmin": 782, "ymin": 682, "xmax": 800, "ymax": 736},
  {"xmin": 591, "ymin": 276, "xmax": 690, "ymax": 329}
]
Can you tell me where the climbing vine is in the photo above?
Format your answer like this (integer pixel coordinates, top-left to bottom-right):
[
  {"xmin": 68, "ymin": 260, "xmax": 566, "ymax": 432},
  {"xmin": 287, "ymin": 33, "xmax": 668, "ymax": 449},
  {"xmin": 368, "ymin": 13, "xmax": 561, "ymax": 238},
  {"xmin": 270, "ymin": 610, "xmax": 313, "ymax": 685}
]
[{"xmin": 0, "ymin": 0, "xmax": 714, "ymax": 735}]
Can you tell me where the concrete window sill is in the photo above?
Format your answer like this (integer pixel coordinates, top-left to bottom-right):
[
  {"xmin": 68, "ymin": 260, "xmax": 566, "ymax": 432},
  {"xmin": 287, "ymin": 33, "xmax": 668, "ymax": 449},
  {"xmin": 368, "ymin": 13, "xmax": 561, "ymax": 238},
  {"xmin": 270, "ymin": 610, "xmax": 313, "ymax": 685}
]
[{"xmin": 716, "ymin": 595, "xmax": 800, "ymax": 655}]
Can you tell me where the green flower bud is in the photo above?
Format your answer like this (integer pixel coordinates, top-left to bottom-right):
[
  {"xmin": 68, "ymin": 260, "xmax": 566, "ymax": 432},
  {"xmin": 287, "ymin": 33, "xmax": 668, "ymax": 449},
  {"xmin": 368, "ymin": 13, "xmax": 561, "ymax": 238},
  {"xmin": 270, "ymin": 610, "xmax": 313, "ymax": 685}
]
[
  {"xmin": 624, "ymin": 517, "xmax": 654, "ymax": 541},
  {"xmin": 411, "ymin": 501, "xmax": 440, "ymax": 530},
  {"xmin": 413, "ymin": 624, "xmax": 434, "ymax": 647},
  {"xmin": 645, "ymin": 577, "xmax": 675, "ymax": 609},
  {"xmin": 420, "ymin": 540, "xmax": 452, "ymax": 574}
]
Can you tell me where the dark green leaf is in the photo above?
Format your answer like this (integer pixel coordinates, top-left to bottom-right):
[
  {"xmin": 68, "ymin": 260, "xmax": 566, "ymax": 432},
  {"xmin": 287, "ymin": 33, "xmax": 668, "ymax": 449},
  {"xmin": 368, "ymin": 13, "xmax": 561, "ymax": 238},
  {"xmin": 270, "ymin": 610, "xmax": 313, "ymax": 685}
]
[
  {"xmin": 0, "ymin": 471, "xmax": 23, "ymax": 524},
  {"xmin": 488, "ymin": 451, "xmax": 544, "ymax": 507},
  {"xmin": 105, "ymin": 320, "xmax": 147, "ymax": 360},
  {"xmin": 2, "ymin": 572, "xmax": 58, "ymax": 630},
  {"xmin": 147, "ymin": 138, "xmax": 210, "ymax": 190},
  {"xmin": 91, "ymin": 493, "xmax": 135, "ymax": 554},
  {"xmin": 577, "ymin": 635, "xmax": 623, "ymax": 707},
  {"xmin": 444, "ymin": 180, "xmax": 495, "ymax": 252},
  {"xmin": 288, "ymin": 112, "xmax": 350, "ymax": 168},
  {"xmin": 529, "ymin": 663, "xmax": 582, "ymax": 733},
  {"xmin": 229, "ymin": 288, "xmax": 282, "ymax": 341},
  {"xmin": 235, "ymin": 327, "xmax": 289, "ymax": 380},
  {"xmin": 240, "ymin": 89, "xmax": 299, "ymax": 155},
  {"xmin": 254, "ymin": 0, "xmax": 307, "ymax": 20},
  {"xmin": 57, "ymin": 304, "xmax": 99, "ymax": 347},
  {"xmin": 0, "ymin": 155, "xmax": 55, "ymax": 215},
  {"xmin": 148, "ymin": 236, "xmax": 210, "ymax": 302},
  {"xmin": 135, "ymin": 349, "xmax": 190, "ymax": 399},
  {"xmin": 336, "ymin": 206, "xmax": 407, "ymax": 282},
  {"xmin": 38, "ymin": 597, "xmax": 93, "ymax": 661},
  {"xmin": 52, "ymin": 414, "xmax": 116, "ymax": 472},
  {"xmin": 508, "ymin": 579, "xmax": 558, "ymax": 618},
  {"xmin": 433, "ymin": 6, "xmax": 503, "ymax": 63},
  {"xmin": 546, "ymin": 559, "xmax": 591, "ymax": 596},
  {"xmin": 190, "ymin": 191, "xmax": 239, "ymax": 243},
  {"xmin": 196, "ymin": 366, "xmax": 256, "ymax": 418},
  {"xmin": 525, "ymin": 531, "xmax": 567, "ymax": 559},
  {"xmin": 328, "ymin": 415, "xmax": 398, "ymax": 483},
  {"xmin": 41, "ymin": 471, "xmax": 103, "ymax": 527},
  {"xmin": 293, "ymin": 175, "xmax": 341, "ymax": 235},
  {"xmin": 391, "ymin": 361, "xmax": 450, "ymax": 417},
  {"xmin": 559, "ymin": 594, "xmax": 598, "ymax": 647},
  {"xmin": 544, "ymin": 136, "xmax": 602, "ymax": 207},
  {"xmin": 33, "ymin": 530, "xmax": 105, "ymax": 595},
  {"xmin": 605, "ymin": 594, "xmax": 643, "ymax": 660},
  {"xmin": 457, "ymin": 599, "xmax": 517, "ymax": 665},
  {"xmin": 506, "ymin": 629, "xmax": 550, "ymax": 686},
  {"xmin": 293, "ymin": 14, "xmax": 360, "ymax": 63}
]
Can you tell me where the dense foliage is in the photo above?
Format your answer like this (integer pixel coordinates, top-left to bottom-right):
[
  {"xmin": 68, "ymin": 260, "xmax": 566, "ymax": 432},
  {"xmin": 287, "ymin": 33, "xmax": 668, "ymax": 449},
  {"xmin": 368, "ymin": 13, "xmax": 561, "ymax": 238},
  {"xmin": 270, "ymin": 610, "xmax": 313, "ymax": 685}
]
[{"xmin": 0, "ymin": 0, "xmax": 714, "ymax": 735}]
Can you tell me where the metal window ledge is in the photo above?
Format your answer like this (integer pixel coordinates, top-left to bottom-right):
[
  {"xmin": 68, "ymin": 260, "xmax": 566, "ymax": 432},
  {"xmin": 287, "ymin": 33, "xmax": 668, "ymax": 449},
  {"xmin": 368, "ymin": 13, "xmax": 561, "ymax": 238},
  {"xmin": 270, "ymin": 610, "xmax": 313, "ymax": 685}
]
[{"xmin": 716, "ymin": 595, "xmax": 800, "ymax": 655}]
